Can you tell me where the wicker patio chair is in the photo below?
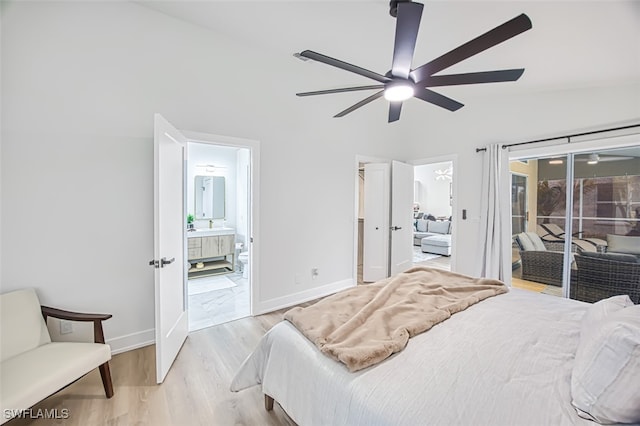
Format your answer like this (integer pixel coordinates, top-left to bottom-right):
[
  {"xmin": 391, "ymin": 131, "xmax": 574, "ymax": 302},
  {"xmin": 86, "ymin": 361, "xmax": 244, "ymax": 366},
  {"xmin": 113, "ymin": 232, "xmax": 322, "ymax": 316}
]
[
  {"xmin": 571, "ymin": 254, "xmax": 640, "ymax": 304},
  {"xmin": 515, "ymin": 233, "xmax": 565, "ymax": 287}
]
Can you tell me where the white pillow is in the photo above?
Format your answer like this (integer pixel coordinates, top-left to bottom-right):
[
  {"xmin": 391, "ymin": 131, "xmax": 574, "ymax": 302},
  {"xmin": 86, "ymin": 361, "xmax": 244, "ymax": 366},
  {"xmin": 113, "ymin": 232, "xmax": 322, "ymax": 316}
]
[
  {"xmin": 571, "ymin": 304, "xmax": 640, "ymax": 424},
  {"xmin": 580, "ymin": 295, "xmax": 634, "ymax": 338},
  {"xmin": 416, "ymin": 219, "xmax": 428, "ymax": 232}
]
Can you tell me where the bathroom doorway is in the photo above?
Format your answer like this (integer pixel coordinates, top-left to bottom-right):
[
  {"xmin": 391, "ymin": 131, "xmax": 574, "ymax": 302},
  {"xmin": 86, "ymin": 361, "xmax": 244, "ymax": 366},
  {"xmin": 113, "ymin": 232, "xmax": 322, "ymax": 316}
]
[{"xmin": 183, "ymin": 133, "xmax": 258, "ymax": 332}]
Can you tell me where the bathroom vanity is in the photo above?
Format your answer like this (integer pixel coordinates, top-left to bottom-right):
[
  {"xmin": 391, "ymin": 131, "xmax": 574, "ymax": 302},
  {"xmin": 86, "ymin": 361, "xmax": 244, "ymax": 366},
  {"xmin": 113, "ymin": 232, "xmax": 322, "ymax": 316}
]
[{"xmin": 187, "ymin": 228, "xmax": 235, "ymax": 278}]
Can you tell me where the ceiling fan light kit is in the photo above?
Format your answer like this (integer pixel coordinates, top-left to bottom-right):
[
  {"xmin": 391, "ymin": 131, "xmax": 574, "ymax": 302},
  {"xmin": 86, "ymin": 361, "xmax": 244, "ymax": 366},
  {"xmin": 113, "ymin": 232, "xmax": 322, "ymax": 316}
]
[
  {"xmin": 384, "ymin": 81, "xmax": 415, "ymax": 101},
  {"xmin": 295, "ymin": 1, "xmax": 532, "ymax": 123}
]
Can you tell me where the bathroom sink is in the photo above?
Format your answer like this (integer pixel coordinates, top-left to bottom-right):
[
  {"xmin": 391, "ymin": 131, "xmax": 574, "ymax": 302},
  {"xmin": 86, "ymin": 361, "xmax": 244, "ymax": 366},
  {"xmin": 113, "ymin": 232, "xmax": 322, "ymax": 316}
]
[{"xmin": 187, "ymin": 227, "xmax": 235, "ymax": 237}]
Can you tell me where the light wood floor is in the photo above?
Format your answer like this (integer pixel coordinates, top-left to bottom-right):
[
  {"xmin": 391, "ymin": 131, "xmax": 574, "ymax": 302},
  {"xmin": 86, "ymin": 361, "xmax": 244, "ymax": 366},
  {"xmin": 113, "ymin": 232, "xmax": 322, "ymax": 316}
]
[{"xmin": 8, "ymin": 305, "xmax": 306, "ymax": 426}]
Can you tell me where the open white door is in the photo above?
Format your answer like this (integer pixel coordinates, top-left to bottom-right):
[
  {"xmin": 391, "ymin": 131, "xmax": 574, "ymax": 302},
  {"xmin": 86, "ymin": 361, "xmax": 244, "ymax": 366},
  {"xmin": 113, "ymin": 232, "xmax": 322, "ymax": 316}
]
[
  {"xmin": 152, "ymin": 114, "xmax": 188, "ymax": 384},
  {"xmin": 363, "ymin": 163, "xmax": 390, "ymax": 282},
  {"xmin": 390, "ymin": 160, "xmax": 414, "ymax": 275}
]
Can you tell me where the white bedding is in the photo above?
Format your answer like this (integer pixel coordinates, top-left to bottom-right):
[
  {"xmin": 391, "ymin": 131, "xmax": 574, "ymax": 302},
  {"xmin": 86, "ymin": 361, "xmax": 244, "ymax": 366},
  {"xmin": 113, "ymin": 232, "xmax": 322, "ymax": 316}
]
[{"xmin": 231, "ymin": 289, "xmax": 593, "ymax": 426}]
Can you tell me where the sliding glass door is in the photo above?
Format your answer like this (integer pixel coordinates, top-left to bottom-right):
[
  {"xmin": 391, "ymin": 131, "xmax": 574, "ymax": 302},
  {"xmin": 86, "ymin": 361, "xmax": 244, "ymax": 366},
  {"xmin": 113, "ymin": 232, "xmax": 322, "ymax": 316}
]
[
  {"xmin": 511, "ymin": 145, "xmax": 640, "ymax": 303},
  {"xmin": 510, "ymin": 157, "xmax": 569, "ymax": 298},
  {"xmin": 570, "ymin": 148, "xmax": 640, "ymax": 303}
]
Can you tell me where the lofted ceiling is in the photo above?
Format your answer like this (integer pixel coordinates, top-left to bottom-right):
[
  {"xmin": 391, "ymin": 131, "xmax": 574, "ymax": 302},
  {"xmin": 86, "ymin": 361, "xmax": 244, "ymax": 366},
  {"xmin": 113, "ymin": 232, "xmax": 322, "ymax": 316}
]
[{"xmin": 139, "ymin": 0, "xmax": 640, "ymax": 99}]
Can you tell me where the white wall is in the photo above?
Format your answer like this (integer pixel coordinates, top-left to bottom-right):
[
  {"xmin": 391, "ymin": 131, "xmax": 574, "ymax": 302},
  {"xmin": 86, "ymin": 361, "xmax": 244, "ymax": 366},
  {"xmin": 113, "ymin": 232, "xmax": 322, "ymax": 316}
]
[
  {"xmin": 0, "ymin": 1, "xmax": 414, "ymax": 351},
  {"xmin": 414, "ymin": 162, "xmax": 452, "ymax": 218}
]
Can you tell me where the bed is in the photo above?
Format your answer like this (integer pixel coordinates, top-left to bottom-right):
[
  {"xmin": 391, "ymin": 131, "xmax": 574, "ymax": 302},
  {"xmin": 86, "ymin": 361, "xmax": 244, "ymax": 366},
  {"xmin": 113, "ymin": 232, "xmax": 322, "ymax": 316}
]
[{"xmin": 231, "ymin": 274, "xmax": 639, "ymax": 425}]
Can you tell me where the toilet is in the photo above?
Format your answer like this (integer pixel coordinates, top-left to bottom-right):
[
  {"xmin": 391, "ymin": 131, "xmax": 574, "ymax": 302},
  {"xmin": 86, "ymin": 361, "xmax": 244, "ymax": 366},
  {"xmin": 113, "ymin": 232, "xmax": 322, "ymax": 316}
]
[{"xmin": 238, "ymin": 252, "xmax": 249, "ymax": 279}]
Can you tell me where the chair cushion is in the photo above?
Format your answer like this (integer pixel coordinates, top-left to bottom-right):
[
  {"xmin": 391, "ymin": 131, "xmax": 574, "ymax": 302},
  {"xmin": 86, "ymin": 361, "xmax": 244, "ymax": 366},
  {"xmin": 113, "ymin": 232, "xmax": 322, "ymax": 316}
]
[
  {"xmin": 607, "ymin": 234, "xmax": 640, "ymax": 255},
  {"xmin": 0, "ymin": 342, "xmax": 111, "ymax": 413},
  {"xmin": 516, "ymin": 233, "xmax": 535, "ymax": 251},
  {"xmin": 0, "ymin": 289, "xmax": 51, "ymax": 362},
  {"xmin": 571, "ymin": 304, "xmax": 640, "ymax": 424}
]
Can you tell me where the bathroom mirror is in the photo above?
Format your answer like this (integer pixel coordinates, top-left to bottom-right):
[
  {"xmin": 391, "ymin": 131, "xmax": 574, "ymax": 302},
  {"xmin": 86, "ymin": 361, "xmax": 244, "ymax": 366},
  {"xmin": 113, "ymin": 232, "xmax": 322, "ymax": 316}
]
[{"xmin": 194, "ymin": 176, "xmax": 225, "ymax": 220}]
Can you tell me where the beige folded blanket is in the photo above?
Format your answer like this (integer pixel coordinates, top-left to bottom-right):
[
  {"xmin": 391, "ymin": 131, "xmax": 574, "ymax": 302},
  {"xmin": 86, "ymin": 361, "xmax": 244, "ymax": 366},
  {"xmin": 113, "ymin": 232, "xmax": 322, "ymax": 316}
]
[{"xmin": 284, "ymin": 266, "xmax": 507, "ymax": 372}]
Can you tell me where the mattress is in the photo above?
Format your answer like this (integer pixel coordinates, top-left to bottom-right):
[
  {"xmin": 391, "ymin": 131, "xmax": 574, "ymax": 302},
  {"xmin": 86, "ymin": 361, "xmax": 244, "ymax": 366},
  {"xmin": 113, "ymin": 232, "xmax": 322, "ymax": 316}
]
[{"xmin": 231, "ymin": 288, "xmax": 592, "ymax": 426}]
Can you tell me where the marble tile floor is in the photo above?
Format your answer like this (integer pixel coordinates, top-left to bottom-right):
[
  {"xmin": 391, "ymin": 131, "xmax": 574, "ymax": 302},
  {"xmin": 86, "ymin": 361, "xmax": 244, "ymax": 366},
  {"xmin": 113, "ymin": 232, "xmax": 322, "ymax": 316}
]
[{"xmin": 188, "ymin": 271, "xmax": 250, "ymax": 332}]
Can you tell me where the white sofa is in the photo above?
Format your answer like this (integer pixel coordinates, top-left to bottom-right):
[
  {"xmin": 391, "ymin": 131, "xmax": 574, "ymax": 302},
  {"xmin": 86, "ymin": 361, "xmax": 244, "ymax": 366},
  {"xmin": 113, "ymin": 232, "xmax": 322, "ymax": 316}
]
[
  {"xmin": 414, "ymin": 219, "xmax": 452, "ymax": 256},
  {"xmin": 413, "ymin": 219, "xmax": 452, "ymax": 246},
  {"xmin": 0, "ymin": 289, "xmax": 113, "ymax": 424}
]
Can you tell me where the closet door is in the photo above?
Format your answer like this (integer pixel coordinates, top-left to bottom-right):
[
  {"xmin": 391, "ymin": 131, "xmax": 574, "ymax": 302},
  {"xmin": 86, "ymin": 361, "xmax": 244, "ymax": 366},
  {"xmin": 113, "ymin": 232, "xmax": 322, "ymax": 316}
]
[{"xmin": 363, "ymin": 163, "xmax": 390, "ymax": 282}]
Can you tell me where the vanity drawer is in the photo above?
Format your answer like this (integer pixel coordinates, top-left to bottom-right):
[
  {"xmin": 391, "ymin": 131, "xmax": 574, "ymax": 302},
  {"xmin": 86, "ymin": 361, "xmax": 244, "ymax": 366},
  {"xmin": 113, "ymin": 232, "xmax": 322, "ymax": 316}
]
[
  {"xmin": 188, "ymin": 248, "xmax": 202, "ymax": 260},
  {"xmin": 188, "ymin": 238, "xmax": 202, "ymax": 249}
]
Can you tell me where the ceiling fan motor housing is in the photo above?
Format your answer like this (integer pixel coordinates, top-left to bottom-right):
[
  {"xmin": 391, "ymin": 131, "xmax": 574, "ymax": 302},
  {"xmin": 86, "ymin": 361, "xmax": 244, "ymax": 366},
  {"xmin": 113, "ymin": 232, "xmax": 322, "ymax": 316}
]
[{"xmin": 389, "ymin": 0, "xmax": 412, "ymax": 18}]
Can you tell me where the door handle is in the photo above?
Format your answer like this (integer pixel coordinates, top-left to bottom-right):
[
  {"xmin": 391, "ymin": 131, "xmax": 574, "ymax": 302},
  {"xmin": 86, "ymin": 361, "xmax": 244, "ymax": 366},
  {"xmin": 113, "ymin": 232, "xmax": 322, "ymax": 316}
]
[
  {"xmin": 390, "ymin": 226, "xmax": 402, "ymax": 231},
  {"xmin": 160, "ymin": 257, "xmax": 175, "ymax": 267}
]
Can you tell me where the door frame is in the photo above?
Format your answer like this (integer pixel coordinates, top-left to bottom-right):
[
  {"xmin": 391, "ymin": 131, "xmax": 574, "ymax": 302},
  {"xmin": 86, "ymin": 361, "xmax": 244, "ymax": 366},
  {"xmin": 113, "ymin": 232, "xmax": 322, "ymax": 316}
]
[
  {"xmin": 182, "ymin": 130, "xmax": 260, "ymax": 316},
  {"xmin": 510, "ymin": 171, "xmax": 529, "ymax": 234},
  {"xmin": 410, "ymin": 154, "xmax": 459, "ymax": 272}
]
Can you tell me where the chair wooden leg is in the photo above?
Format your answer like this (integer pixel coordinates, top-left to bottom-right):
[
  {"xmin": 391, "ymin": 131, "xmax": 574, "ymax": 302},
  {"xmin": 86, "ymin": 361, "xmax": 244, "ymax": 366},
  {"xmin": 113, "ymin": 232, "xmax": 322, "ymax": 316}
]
[
  {"xmin": 264, "ymin": 394, "xmax": 274, "ymax": 411},
  {"xmin": 99, "ymin": 362, "xmax": 114, "ymax": 398}
]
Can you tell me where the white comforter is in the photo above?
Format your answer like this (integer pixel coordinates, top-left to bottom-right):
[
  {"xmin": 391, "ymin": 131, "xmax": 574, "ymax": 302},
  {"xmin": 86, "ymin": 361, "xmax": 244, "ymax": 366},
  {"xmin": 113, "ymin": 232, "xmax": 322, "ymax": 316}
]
[{"xmin": 231, "ymin": 289, "xmax": 592, "ymax": 426}]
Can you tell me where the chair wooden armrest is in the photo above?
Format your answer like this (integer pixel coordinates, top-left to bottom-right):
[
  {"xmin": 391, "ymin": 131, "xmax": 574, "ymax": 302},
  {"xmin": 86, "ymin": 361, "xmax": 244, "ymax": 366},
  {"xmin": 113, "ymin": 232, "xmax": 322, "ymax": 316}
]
[
  {"xmin": 40, "ymin": 306, "xmax": 114, "ymax": 398},
  {"xmin": 41, "ymin": 306, "xmax": 112, "ymax": 344}
]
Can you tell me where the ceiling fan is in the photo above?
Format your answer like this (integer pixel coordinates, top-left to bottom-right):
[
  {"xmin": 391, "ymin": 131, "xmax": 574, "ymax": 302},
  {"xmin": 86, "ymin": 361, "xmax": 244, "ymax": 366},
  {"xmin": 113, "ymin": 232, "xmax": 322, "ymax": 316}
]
[
  {"xmin": 295, "ymin": 0, "xmax": 532, "ymax": 123},
  {"xmin": 576, "ymin": 153, "xmax": 636, "ymax": 164}
]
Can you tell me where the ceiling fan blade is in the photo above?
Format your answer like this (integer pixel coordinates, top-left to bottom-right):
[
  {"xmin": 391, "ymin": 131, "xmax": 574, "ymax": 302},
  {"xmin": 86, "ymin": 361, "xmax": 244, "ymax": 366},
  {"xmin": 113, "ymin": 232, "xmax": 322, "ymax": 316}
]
[
  {"xmin": 391, "ymin": 1, "xmax": 424, "ymax": 79},
  {"xmin": 296, "ymin": 85, "xmax": 385, "ymax": 97},
  {"xmin": 414, "ymin": 87, "xmax": 464, "ymax": 111},
  {"xmin": 300, "ymin": 50, "xmax": 391, "ymax": 84},
  {"xmin": 422, "ymin": 69, "xmax": 524, "ymax": 87},
  {"xmin": 334, "ymin": 91, "xmax": 384, "ymax": 118},
  {"xmin": 411, "ymin": 14, "xmax": 532, "ymax": 83},
  {"xmin": 389, "ymin": 102, "xmax": 403, "ymax": 122}
]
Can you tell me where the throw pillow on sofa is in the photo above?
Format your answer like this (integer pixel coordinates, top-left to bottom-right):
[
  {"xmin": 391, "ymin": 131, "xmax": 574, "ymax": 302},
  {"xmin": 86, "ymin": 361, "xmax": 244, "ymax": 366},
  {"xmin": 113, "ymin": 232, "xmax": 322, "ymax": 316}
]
[{"xmin": 416, "ymin": 219, "xmax": 428, "ymax": 232}]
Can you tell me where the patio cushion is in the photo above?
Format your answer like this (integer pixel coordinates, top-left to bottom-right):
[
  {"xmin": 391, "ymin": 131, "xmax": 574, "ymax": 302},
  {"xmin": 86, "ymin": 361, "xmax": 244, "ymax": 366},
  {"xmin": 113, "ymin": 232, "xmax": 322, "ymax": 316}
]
[
  {"xmin": 579, "ymin": 251, "xmax": 639, "ymax": 264},
  {"xmin": 526, "ymin": 232, "xmax": 547, "ymax": 251},
  {"xmin": 606, "ymin": 234, "xmax": 640, "ymax": 255}
]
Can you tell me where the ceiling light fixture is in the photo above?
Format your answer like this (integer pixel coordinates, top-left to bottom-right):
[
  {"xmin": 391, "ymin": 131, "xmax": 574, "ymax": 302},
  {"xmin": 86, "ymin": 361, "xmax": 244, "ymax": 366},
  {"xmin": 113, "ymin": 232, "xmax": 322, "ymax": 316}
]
[
  {"xmin": 548, "ymin": 158, "xmax": 563, "ymax": 165},
  {"xmin": 587, "ymin": 153, "xmax": 599, "ymax": 165},
  {"xmin": 384, "ymin": 81, "xmax": 415, "ymax": 102}
]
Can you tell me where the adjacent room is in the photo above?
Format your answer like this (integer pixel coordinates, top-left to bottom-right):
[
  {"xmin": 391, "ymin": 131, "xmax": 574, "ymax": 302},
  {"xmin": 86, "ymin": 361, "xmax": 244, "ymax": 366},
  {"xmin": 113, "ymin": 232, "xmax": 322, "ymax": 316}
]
[{"xmin": 1, "ymin": 0, "xmax": 639, "ymax": 425}]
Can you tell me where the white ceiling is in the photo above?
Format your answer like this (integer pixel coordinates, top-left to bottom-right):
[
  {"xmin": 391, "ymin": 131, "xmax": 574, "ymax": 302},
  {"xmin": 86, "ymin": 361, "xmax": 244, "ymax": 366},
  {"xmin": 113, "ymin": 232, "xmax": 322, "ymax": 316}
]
[{"xmin": 139, "ymin": 0, "xmax": 640, "ymax": 101}]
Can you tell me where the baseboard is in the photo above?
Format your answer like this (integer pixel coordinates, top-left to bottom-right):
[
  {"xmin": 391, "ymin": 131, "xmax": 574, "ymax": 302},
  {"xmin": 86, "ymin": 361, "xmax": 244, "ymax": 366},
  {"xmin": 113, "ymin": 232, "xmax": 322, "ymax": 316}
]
[
  {"xmin": 107, "ymin": 329, "xmax": 155, "ymax": 355},
  {"xmin": 254, "ymin": 278, "xmax": 354, "ymax": 315}
]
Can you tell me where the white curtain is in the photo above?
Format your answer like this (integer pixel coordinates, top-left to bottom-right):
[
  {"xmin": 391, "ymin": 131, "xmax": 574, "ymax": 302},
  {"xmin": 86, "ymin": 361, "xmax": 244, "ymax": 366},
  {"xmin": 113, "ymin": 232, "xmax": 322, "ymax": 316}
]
[{"xmin": 477, "ymin": 144, "xmax": 512, "ymax": 283}]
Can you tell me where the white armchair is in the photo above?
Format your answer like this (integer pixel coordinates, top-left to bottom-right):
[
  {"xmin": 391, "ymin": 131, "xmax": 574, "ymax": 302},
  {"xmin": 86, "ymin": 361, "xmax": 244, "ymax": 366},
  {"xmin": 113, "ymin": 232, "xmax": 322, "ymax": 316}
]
[{"xmin": 0, "ymin": 288, "xmax": 113, "ymax": 424}]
